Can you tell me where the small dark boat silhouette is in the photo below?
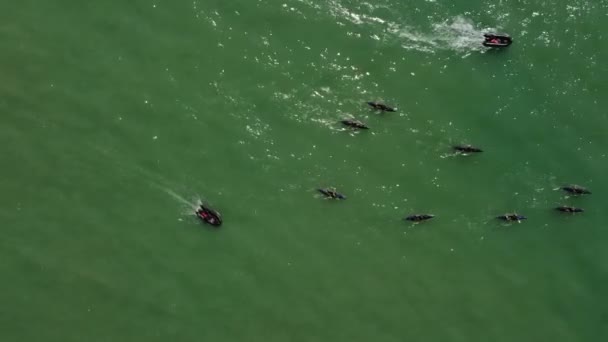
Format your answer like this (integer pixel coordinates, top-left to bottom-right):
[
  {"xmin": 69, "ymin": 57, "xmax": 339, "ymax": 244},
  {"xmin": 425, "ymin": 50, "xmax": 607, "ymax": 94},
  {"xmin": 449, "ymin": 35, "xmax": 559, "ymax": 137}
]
[
  {"xmin": 318, "ymin": 188, "xmax": 346, "ymax": 200},
  {"xmin": 367, "ymin": 101, "xmax": 396, "ymax": 112},
  {"xmin": 341, "ymin": 119, "xmax": 369, "ymax": 130},
  {"xmin": 405, "ymin": 214, "xmax": 434, "ymax": 222},
  {"xmin": 561, "ymin": 185, "xmax": 591, "ymax": 195},
  {"xmin": 453, "ymin": 145, "xmax": 483, "ymax": 153},
  {"xmin": 196, "ymin": 205, "xmax": 222, "ymax": 227},
  {"xmin": 483, "ymin": 33, "xmax": 512, "ymax": 48},
  {"xmin": 555, "ymin": 206, "xmax": 584, "ymax": 213},
  {"xmin": 497, "ymin": 213, "xmax": 526, "ymax": 222}
]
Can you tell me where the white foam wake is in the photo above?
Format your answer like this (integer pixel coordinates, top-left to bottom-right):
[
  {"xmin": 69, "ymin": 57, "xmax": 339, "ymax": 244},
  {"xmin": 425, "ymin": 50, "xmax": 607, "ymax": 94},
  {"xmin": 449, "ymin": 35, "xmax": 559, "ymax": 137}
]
[{"xmin": 393, "ymin": 16, "xmax": 496, "ymax": 54}]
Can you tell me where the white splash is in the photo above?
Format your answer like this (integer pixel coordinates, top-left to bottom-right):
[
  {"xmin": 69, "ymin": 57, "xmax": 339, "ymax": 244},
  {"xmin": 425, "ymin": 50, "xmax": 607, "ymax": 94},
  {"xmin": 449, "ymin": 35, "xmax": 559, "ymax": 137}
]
[{"xmin": 394, "ymin": 16, "xmax": 496, "ymax": 54}]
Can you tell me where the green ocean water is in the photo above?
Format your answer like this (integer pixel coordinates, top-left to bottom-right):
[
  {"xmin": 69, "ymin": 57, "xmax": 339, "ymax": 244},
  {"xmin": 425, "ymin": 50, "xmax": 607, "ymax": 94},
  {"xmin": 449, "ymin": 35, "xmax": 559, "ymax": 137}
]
[{"xmin": 2, "ymin": 0, "xmax": 608, "ymax": 341}]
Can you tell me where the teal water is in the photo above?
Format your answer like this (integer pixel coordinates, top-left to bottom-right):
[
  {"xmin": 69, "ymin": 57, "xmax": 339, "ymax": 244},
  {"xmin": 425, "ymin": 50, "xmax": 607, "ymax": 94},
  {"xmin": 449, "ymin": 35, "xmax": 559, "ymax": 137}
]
[{"xmin": 2, "ymin": 0, "xmax": 607, "ymax": 341}]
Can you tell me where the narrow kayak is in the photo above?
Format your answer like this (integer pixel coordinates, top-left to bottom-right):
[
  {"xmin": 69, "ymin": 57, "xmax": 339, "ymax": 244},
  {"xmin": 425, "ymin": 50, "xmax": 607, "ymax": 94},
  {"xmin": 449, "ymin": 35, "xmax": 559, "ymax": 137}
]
[
  {"xmin": 561, "ymin": 185, "xmax": 591, "ymax": 195},
  {"xmin": 318, "ymin": 188, "xmax": 346, "ymax": 200},
  {"xmin": 555, "ymin": 206, "xmax": 584, "ymax": 213},
  {"xmin": 341, "ymin": 119, "xmax": 369, "ymax": 130},
  {"xmin": 367, "ymin": 101, "xmax": 396, "ymax": 112},
  {"xmin": 405, "ymin": 214, "xmax": 434, "ymax": 222},
  {"xmin": 497, "ymin": 213, "xmax": 526, "ymax": 222},
  {"xmin": 453, "ymin": 144, "xmax": 483, "ymax": 153}
]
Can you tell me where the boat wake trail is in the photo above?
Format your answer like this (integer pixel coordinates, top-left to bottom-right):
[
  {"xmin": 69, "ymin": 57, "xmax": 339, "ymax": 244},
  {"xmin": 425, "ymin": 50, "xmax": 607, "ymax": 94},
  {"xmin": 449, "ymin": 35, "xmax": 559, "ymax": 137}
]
[
  {"xmin": 391, "ymin": 16, "xmax": 495, "ymax": 54},
  {"xmin": 152, "ymin": 183, "xmax": 203, "ymax": 216},
  {"xmin": 162, "ymin": 187, "xmax": 192, "ymax": 206},
  {"xmin": 298, "ymin": 0, "xmax": 496, "ymax": 55}
]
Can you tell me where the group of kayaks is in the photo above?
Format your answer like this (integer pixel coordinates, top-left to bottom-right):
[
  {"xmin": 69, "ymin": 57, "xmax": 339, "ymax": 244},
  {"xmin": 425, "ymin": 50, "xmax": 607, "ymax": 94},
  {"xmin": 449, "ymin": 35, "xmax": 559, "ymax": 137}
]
[
  {"xmin": 318, "ymin": 184, "xmax": 591, "ymax": 223},
  {"xmin": 194, "ymin": 32, "xmax": 587, "ymax": 228},
  {"xmin": 198, "ymin": 184, "xmax": 590, "ymax": 227},
  {"xmin": 195, "ymin": 101, "xmax": 391, "ymax": 228},
  {"xmin": 339, "ymin": 101, "xmax": 396, "ymax": 130},
  {"xmin": 197, "ymin": 120, "xmax": 591, "ymax": 228}
]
